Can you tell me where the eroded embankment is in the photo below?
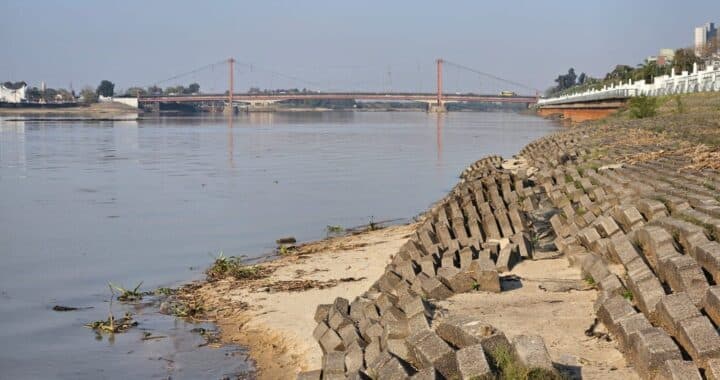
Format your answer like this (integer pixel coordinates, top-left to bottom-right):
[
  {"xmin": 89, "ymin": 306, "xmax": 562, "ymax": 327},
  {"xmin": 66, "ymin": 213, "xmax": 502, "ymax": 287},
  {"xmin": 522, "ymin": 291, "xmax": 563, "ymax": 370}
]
[{"xmin": 184, "ymin": 94, "xmax": 720, "ymax": 380}]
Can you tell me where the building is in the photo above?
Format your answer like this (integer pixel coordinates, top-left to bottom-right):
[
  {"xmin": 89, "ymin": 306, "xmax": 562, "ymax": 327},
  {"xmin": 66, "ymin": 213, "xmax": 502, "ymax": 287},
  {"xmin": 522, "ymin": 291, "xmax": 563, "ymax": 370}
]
[
  {"xmin": 0, "ymin": 82, "xmax": 27, "ymax": 103},
  {"xmin": 646, "ymin": 48, "xmax": 675, "ymax": 66},
  {"xmin": 695, "ymin": 22, "xmax": 718, "ymax": 56}
]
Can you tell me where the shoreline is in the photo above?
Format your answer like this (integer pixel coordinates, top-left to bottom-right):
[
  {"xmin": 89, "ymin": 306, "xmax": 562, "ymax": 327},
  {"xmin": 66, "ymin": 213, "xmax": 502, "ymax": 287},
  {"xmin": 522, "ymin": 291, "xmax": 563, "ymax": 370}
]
[
  {"xmin": 182, "ymin": 224, "xmax": 417, "ymax": 379},
  {"xmin": 180, "ymin": 92, "xmax": 720, "ymax": 379}
]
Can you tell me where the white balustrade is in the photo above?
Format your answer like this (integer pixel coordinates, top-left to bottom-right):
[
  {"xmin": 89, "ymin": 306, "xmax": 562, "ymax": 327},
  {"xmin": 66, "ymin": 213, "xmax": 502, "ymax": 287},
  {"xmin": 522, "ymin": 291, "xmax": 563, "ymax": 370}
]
[{"xmin": 538, "ymin": 64, "xmax": 720, "ymax": 106}]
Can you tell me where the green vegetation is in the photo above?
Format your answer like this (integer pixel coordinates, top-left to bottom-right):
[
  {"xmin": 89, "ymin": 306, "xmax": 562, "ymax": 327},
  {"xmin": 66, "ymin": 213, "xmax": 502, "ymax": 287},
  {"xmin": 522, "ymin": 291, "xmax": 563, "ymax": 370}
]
[
  {"xmin": 584, "ymin": 275, "xmax": 595, "ymax": 286},
  {"xmin": 326, "ymin": 225, "xmax": 345, "ymax": 234},
  {"xmin": 674, "ymin": 95, "xmax": 685, "ymax": 114},
  {"xmin": 206, "ymin": 252, "xmax": 267, "ymax": 281},
  {"xmin": 80, "ymin": 87, "xmax": 98, "ymax": 104},
  {"xmin": 96, "ymin": 80, "xmax": 115, "ymax": 97},
  {"xmin": 85, "ymin": 312, "xmax": 137, "ymax": 334},
  {"xmin": 622, "ymin": 290, "xmax": 634, "ymax": 301},
  {"xmin": 492, "ymin": 346, "xmax": 563, "ymax": 380},
  {"xmin": 109, "ymin": 282, "xmax": 148, "ymax": 302},
  {"xmin": 628, "ymin": 95, "xmax": 658, "ymax": 119},
  {"xmin": 547, "ymin": 48, "xmax": 702, "ymax": 97},
  {"xmin": 165, "ymin": 299, "xmax": 205, "ymax": 319}
]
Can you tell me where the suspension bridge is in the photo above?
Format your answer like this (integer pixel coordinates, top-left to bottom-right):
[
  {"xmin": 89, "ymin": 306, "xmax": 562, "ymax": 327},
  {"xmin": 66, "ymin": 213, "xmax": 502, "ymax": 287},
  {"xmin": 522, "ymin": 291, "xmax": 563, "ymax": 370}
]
[{"xmin": 131, "ymin": 58, "xmax": 540, "ymax": 113}]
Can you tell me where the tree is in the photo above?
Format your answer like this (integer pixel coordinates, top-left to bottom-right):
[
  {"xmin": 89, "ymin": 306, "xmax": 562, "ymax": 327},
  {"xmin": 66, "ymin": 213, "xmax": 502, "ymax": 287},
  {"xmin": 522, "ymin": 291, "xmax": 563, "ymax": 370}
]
[
  {"xmin": 577, "ymin": 72, "xmax": 587, "ymax": 85},
  {"xmin": 125, "ymin": 87, "xmax": 147, "ymax": 97},
  {"xmin": 673, "ymin": 48, "xmax": 702, "ymax": 74},
  {"xmin": 96, "ymin": 80, "xmax": 115, "ymax": 97},
  {"xmin": 81, "ymin": 87, "xmax": 98, "ymax": 103},
  {"xmin": 147, "ymin": 85, "xmax": 162, "ymax": 95},
  {"xmin": 187, "ymin": 83, "xmax": 200, "ymax": 94}
]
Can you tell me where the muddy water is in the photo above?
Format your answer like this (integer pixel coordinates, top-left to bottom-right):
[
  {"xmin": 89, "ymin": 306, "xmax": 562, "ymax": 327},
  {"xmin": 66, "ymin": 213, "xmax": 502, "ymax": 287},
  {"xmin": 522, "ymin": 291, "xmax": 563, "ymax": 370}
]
[{"xmin": 0, "ymin": 111, "xmax": 557, "ymax": 379}]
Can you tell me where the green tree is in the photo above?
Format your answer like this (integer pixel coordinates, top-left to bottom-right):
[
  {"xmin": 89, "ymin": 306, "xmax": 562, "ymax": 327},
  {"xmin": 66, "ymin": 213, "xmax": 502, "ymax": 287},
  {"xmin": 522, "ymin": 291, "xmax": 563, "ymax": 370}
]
[
  {"xmin": 672, "ymin": 48, "xmax": 702, "ymax": 74},
  {"xmin": 187, "ymin": 83, "xmax": 200, "ymax": 94},
  {"xmin": 96, "ymin": 80, "xmax": 115, "ymax": 97},
  {"xmin": 147, "ymin": 85, "xmax": 162, "ymax": 95},
  {"xmin": 125, "ymin": 87, "xmax": 147, "ymax": 97},
  {"xmin": 81, "ymin": 87, "xmax": 98, "ymax": 103}
]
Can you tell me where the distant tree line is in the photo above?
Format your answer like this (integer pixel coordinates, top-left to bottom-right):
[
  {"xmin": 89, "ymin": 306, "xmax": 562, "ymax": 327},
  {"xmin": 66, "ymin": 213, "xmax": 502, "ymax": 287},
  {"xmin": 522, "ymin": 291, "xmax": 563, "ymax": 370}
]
[{"xmin": 546, "ymin": 48, "xmax": 703, "ymax": 97}]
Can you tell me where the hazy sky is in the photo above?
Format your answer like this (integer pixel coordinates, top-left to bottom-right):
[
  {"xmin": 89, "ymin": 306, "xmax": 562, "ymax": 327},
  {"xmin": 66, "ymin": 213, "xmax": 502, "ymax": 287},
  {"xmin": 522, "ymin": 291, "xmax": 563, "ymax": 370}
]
[{"xmin": 2, "ymin": 0, "xmax": 719, "ymax": 93}]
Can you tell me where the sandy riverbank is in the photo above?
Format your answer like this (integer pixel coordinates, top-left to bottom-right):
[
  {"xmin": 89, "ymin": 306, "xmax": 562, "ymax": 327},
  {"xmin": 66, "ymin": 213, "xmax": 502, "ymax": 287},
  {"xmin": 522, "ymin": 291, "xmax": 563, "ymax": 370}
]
[
  {"xmin": 0, "ymin": 102, "xmax": 139, "ymax": 120},
  {"xmin": 183, "ymin": 224, "xmax": 417, "ymax": 379}
]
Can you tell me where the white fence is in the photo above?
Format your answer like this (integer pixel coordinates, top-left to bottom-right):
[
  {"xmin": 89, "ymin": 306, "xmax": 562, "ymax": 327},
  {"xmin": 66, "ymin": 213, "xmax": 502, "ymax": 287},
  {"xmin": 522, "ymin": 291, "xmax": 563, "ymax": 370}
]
[{"xmin": 538, "ymin": 63, "xmax": 720, "ymax": 106}]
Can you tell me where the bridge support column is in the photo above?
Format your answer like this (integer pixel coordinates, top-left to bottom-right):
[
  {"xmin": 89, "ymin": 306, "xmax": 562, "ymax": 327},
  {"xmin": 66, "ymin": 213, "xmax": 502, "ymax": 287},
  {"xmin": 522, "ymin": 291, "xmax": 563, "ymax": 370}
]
[
  {"xmin": 224, "ymin": 103, "xmax": 236, "ymax": 115},
  {"xmin": 427, "ymin": 102, "xmax": 447, "ymax": 113}
]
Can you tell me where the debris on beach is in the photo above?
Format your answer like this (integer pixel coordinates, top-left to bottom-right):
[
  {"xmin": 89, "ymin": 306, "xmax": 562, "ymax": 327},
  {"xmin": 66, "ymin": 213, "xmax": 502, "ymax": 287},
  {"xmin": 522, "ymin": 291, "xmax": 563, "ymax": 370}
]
[{"xmin": 85, "ymin": 312, "xmax": 137, "ymax": 334}]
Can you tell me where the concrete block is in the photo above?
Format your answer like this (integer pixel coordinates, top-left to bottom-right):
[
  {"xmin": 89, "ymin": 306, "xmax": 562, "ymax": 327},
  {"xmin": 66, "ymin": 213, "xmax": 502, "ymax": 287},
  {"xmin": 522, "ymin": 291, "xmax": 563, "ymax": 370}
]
[
  {"xmin": 627, "ymin": 268, "xmax": 666, "ymax": 319},
  {"xmin": 320, "ymin": 328, "xmax": 345, "ymax": 353},
  {"xmin": 314, "ymin": 321, "xmax": 330, "ymax": 341},
  {"xmin": 663, "ymin": 255, "xmax": 709, "ymax": 305},
  {"xmin": 655, "ymin": 293, "xmax": 702, "ymax": 337},
  {"xmin": 495, "ymin": 243, "xmax": 519, "ymax": 273},
  {"xmin": 657, "ymin": 360, "xmax": 702, "ymax": 380},
  {"xmin": 615, "ymin": 313, "xmax": 652, "ymax": 353},
  {"xmin": 296, "ymin": 369, "xmax": 322, "ymax": 380},
  {"xmin": 409, "ymin": 367, "xmax": 440, "ymax": 379},
  {"xmin": 597, "ymin": 295, "xmax": 636, "ymax": 337},
  {"xmin": 608, "ymin": 234, "xmax": 640, "ymax": 266},
  {"xmin": 437, "ymin": 266, "xmax": 475, "ymax": 293},
  {"xmin": 511, "ymin": 335, "xmax": 555, "ymax": 373},
  {"xmin": 702, "ymin": 286, "xmax": 720, "ymax": 327},
  {"xmin": 456, "ymin": 344, "xmax": 492, "ymax": 379},
  {"xmin": 468, "ymin": 257, "xmax": 501, "ymax": 293},
  {"xmin": 418, "ymin": 273, "xmax": 453, "ymax": 300},
  {"xmin": 345, "ymin": 341, "xmax": 365, "ymax": 374},
  {"xmin": 676, "ymin": 316, "xmax": 720, "ymax": 365},
  {"xmin": 706, "ymin": 358, "xmax": 720, "ymax": 380},
  {"xmin": 594, "ymin": 215, "xmax": 621, "ymax": 238},
  {"xmin": 323, "ymin": 351, "xmax": 346, "ymax": 376},
  {"xmin": 629, "ymin": 327, "xmax": 682, "ymax": 379},
  {"xmin": 407, "ymin": 330, "xmax": 458, "ymax": 379},
  {"xmin": 314, "ymin": 304, "xmax": 331, "ymax": 323}
]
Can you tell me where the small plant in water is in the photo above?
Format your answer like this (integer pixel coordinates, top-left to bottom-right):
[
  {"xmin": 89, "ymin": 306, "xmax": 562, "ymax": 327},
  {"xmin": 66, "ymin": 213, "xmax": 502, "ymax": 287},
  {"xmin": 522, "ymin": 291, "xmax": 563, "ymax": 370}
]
[
  {"xmin": 206, "ymin": 252, "xmax": 267, "ymax": 281},
  {"xmin": 85, "ymin": 312, "xmax": 138, "ymax": 334},
  {"xmin": 109, "ymin": 282, "xmax": 147, "ymax": 302},
  {"xmin": 326, "ymin": 225, "xmax": 344, "ymax": 234}
]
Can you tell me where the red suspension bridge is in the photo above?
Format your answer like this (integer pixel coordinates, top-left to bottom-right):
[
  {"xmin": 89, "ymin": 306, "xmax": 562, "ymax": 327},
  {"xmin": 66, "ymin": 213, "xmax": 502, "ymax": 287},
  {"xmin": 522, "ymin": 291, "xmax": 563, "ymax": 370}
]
[{"xmin": 134, "ymin": 58, "xmax": 539, "ymax": 112}]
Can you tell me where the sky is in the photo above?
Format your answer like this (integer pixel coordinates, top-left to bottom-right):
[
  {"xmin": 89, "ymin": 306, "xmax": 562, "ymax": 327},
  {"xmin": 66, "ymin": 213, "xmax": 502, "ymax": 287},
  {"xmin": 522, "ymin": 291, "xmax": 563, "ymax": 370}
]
[{"xmin": 2, "ymin": 0, "xmax": 719, "ymax": 94}]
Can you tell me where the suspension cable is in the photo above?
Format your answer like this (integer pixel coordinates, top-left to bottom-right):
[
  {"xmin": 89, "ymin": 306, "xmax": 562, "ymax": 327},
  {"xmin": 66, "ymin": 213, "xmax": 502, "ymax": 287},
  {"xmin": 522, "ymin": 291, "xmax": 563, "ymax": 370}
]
[{"xmin": 443, "ymin": 60, "xmax": 538, "ymax": 92}]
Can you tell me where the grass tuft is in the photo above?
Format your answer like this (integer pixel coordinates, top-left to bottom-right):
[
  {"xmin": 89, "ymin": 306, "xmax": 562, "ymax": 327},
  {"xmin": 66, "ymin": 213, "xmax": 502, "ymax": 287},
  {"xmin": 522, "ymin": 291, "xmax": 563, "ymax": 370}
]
[{"xmin": 206, "ymin": 252, "xmax": 267, "ymax": 281}]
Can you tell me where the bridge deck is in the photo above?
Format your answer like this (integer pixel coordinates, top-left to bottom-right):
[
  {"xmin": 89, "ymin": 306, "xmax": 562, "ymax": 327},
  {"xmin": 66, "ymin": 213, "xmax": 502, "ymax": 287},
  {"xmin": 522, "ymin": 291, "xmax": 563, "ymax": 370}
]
[{"xmin": 138, "ymin": 92, "xmax": 538, "ymax": 104}]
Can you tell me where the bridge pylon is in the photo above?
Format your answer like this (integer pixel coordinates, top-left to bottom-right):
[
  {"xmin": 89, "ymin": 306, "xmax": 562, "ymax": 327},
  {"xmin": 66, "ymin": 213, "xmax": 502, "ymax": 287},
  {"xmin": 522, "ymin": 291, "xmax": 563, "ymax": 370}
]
[
  {"xmin": 428, "ymin": 58, "xmax": 447, "ymax": 113},
  {"xmin": 225, "ymin": 57, "xmax": 236, "ymax": 115}
]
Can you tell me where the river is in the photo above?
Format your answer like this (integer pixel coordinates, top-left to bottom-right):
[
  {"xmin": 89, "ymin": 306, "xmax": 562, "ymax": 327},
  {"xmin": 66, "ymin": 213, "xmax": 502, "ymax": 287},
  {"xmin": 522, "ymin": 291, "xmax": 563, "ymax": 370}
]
[{"xmin": 0, "ymin": 111, "xmax": 558, "ymax": 379}]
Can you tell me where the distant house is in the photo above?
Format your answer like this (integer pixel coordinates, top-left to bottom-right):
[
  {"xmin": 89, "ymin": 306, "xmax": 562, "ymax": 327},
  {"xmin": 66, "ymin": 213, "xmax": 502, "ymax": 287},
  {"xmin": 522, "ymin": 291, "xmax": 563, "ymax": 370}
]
[{"xmin": 0, "ymin": 82, "xmax": 27, "ymax": 103}]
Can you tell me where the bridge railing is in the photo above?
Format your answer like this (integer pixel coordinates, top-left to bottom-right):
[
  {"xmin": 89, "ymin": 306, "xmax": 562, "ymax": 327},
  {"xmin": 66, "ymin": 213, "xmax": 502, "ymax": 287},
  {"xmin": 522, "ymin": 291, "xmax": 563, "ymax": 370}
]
[{"xmin": 538, "ymin": 63, "xmax": 720, "ymax": 106}]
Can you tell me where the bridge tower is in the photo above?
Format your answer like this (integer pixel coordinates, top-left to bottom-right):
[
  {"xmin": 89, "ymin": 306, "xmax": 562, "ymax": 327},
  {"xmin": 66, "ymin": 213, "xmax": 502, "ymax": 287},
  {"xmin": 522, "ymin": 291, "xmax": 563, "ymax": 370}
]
[
  {"xmin": 225, "ymin": 57, "xmax": 236, "ymax": 114},
  {"xmin": 429, "ymin": 58, "xmax": 447, "ymax": 113}
]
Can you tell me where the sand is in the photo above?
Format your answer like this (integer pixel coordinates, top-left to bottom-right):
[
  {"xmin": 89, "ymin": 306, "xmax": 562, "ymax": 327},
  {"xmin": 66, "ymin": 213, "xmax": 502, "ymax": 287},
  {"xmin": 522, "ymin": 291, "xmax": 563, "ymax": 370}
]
[
  {"xmin": 185, "ymin": 223, "xmax": 637, "ymax": 379},
  {"xmin": 188, "ymin": 224, "xmax": 416, "ymax": 379},
  {"xmin": 435, "ymin": 259, "xmax": 638, "ymax": 379}
]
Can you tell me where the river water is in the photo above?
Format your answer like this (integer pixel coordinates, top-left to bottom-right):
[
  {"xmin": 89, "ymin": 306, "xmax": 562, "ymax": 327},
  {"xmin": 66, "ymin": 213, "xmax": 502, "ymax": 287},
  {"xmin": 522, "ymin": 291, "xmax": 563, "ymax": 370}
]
[{"xmin": 0, "ymin": 111, "xmax": 557, "ymax": 379}]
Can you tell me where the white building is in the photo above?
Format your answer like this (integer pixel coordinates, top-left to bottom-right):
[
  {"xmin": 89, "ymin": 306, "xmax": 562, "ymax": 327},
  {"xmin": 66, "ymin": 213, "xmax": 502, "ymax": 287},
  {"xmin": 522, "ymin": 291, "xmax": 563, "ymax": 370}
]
[
  {"xmin": 0, "ymin": 83, "xmax": 27, "ymax": 103},
  {"xmin": 695, "ymin": 22, "xmax": 718, "ymax": 56}
]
